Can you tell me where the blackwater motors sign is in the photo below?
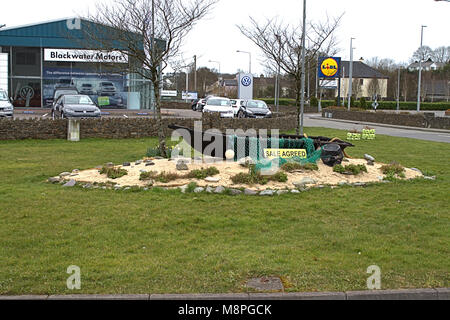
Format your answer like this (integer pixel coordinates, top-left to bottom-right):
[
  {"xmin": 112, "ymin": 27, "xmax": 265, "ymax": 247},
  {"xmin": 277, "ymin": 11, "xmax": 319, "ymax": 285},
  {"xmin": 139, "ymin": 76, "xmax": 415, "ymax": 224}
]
[{"xmin": 44, "ymin": 49, "xmax": 128, "ymax": 64}]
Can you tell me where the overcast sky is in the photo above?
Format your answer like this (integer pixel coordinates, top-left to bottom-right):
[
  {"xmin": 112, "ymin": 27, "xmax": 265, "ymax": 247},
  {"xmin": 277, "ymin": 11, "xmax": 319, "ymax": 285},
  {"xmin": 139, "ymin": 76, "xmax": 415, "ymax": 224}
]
[{"xmin": 1, "ymin": 0, "xmax": 449, "ymax": 74}]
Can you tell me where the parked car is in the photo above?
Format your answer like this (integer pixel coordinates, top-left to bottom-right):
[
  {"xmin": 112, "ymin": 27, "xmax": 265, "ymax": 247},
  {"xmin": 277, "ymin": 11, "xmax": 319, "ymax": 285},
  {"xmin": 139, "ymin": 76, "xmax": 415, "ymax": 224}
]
[
  {"xmin": 191, "ymin": 99, "xmax": 199, "ymax": 110},
  {"xmin": 237, "ymin": 99, "xmax": 272, "ymax": 118},
  {"xmin": 48, "ymin": 87, "xmax": 79, "ymax": 107},
  {"xmin": 55, "ymin": 78, "xmax": 76, "ymax": 89},
  {"xmin": 52, "ymin": 94, "xmax": 101, "ymax": 119},
  {"xmin": 79, "ymin": 83, "xmax": 95, "ymax": 95},
  {"xmin": 230, "ymin": 99, "xmax": 246, "ymax": 117},
  {"xmin": 202, "ymin": 97, "xmax": 234, "ymax": 118},
  {"xmin": 97, "ymin": 82, "xmax": 117, "ymax": 96},
  {"xmin": 0, "ymin": 90, "xmax": 13, "ymax": 118}
]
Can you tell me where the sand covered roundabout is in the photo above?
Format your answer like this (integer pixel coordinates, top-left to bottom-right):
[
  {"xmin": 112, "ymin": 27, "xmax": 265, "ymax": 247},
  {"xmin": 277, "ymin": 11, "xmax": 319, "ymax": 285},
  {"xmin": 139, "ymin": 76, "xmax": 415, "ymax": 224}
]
[{"xmin": 51, "ymin": 155, "xmax": 424, "ymax": 194}]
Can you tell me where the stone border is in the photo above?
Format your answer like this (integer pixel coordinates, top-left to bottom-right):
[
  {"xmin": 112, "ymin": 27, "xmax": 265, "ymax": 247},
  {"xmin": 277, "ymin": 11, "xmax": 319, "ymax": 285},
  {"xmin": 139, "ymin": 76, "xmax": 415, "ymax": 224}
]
[{"xmin": 1, "ymin": 288, "xmax": 448, "ymax": 300}]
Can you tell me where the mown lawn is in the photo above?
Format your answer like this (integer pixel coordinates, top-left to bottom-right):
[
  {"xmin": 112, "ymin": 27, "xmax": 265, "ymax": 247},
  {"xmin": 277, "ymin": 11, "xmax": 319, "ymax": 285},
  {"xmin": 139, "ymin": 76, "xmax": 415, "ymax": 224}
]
[{"xmin": 0, "ymin": 127, "xmax": 449, "ymax": 294}]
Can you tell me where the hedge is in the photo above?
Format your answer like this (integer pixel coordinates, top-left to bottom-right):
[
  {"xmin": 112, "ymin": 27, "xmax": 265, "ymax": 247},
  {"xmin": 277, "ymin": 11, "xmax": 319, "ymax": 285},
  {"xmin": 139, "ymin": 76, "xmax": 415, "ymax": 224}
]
[{"xmin": 258, "ymin": 98, "xmax": 450, "ymax": 111}]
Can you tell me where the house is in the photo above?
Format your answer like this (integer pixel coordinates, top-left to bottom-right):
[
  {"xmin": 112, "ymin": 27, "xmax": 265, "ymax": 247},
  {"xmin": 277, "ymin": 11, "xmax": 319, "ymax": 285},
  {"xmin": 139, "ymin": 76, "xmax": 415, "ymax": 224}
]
[
  {"xmin": 336, "ymin": 61, "xmax": 389, "ymax": 99},
  {"xmin": 408, "ymin": 59, "xmax": 445, "ymax": 72}
]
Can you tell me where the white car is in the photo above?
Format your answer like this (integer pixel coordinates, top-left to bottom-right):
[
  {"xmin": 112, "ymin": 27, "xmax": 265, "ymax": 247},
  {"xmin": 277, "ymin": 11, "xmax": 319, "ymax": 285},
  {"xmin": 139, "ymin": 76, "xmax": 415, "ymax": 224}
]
[
  {"xmin": 202, "ymin": 97, "xmax": 234, "ymax": 118},
  {"xmin": 0, "ymin": 90, "xmax": 14, "ymax": 118},
  {"xmin": 230, "ymin": 99, "xmax": 246, "ymax": 117}
]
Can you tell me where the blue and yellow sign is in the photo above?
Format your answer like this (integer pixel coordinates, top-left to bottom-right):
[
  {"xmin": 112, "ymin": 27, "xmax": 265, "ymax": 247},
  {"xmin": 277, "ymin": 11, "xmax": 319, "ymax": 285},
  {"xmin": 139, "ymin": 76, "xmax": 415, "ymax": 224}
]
[{"xmin": 318, "ymin": 57, "xmax": 341, "ymax": 79}]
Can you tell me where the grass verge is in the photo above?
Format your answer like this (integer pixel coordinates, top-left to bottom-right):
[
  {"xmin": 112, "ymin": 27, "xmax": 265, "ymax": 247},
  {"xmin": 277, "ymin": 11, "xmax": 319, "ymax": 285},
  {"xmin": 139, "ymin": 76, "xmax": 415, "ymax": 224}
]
[{"xmin": 0, "ymin": 128, "xmax": 449, "ymax": 294}]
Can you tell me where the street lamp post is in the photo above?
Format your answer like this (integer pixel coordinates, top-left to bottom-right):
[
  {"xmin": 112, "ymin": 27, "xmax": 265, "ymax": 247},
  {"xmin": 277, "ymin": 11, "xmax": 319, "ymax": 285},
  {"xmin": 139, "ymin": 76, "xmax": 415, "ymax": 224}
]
[
  {"xmin": 299, "ymin": 0, "xmax": 307, "ymax": 136},
  {"xmin": 397, "ymin": 67, "xmax": 401, "ymax": 112},
  {"xmin": 348, "ymin": 37, "xmax": 355, "ymax": 110},
  {"xmin": 236, "ymin": 50, "xmax": 252, "ymax": 74},
  {"xmin": 417, "ymin": 25, "xmax": 427, "ymax": 112},
  {"xmin": 275, "ymin": 35, "xmax": 282, "ymax": 116}
]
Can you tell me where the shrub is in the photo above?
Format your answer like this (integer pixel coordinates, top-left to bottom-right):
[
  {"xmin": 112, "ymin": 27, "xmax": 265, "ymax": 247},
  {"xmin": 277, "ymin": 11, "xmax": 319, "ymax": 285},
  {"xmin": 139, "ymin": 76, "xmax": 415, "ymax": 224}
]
[
  {"xmin": 146, "ymin": 146, "xmax": 178, "ymax": 159},
  {"xmin": 100, "ymin": 167, "xmax": 128, "ymax": 179},
  {"xmin": 231, "ymin": 166, "xmax": 288, "ymax": 185},
  {"xmin": 185, "ymin": 182, "xmax": 199, "ymax": 193},
  {"xmin": 140, "ymin": 167, "xmax": 221, "ymax": 183},
  {"xmin": 186, "ymin": 167, "xmax": 220, "ymax": 180},
  {"xmin": 155, "ymin": 171, "xmax": 183, "ymax": 183},
  {"xmin": 359, "ymin": 97, "xmax": 367, "ymax": 109},
  {"xmin": 139, "ymin": 171, "xmax": 159, "ymax": 181},
  {"xmin": 381, "ymin": 162, "xmax": 406, "ymax": 179},
  {"xmin": 333, "ymin": 164, "xmax": 368, "ymax": 175},
  {"xmin": 281, "ymin": 162, "xmax": 319, "ymax": 172}
]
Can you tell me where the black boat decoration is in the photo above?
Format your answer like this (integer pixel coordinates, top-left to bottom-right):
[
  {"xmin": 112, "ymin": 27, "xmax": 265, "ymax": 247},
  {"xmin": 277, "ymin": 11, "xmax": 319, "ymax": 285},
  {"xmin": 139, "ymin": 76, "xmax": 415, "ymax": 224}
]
[{"xmin": 169, "ymin": 125, "xmax": 354, "ymax": 160}]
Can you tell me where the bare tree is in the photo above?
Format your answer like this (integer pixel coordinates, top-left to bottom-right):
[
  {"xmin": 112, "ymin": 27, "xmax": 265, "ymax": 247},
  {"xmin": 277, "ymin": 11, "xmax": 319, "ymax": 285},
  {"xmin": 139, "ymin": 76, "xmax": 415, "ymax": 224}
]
[
  {"xmin": 367, "ymin": 79, "xmax": 381, "ymax": 99},
  {"xmin": 237, "ymin": 14, "xmax": 343, "ymax": 134},
  {"xmin": 412, "ymin": 45, "xmax": 434, "ymax": 63},
  {"xmin": 432, "ymin": 46, "xmax": 450, "ymax": 63},
  {"xmin": 83, "ymin": 0, "xmax": 217, "ymax": 156}
]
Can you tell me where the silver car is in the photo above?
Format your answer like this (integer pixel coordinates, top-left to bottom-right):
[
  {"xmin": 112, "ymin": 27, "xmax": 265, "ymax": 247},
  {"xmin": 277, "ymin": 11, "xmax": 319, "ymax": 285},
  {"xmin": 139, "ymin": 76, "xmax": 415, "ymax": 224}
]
[
  {"xmin": 0, "ymin": 90, "xmax": 14, "ymax": 118},
  {"xmin": 52, "ymin": 95, "xmax": 101, "ymax": 119}
]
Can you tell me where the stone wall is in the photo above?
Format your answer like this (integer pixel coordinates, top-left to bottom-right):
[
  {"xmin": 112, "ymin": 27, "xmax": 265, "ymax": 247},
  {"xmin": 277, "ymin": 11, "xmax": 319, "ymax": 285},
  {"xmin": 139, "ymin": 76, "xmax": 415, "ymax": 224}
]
[
  {"xmin": 0, "ymin": 114, "xmax": 298, "ymax": 141},
  {"xmin": 322, "ymin": 109, "xmax": 450, "ymax": 130}
]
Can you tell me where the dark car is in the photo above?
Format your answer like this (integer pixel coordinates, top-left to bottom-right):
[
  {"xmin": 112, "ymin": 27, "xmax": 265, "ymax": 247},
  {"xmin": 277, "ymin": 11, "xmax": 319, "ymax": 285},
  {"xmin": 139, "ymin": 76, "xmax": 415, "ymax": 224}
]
[
  {"xmin": 191, "ymin": 99, "xmax": 199, "ymax": 110},
  {"xmin": 52, "ymin": 94, "xmax": 101, "ymax": 119},
  {"xmin": 47, "ymin": 87, "xmax": 79, "ymax": 107},
  {"xmin": 237, "ymin": 100, "xmax": 272, "ymax": 118}
]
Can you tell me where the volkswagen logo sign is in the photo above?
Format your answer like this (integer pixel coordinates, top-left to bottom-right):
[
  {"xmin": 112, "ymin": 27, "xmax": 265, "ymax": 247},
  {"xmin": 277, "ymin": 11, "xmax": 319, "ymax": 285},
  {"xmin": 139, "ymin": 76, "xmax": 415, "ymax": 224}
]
[{"xmin": 241, "ymin": 76, "xmax": 252, "ymax": 87}]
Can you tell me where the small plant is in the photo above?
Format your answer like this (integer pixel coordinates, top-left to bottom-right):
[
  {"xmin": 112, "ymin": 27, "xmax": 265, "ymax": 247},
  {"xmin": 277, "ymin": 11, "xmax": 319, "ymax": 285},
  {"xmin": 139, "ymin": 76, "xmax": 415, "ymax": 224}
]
[
  {"xmin": 100, "ymin": 166, "xmax": 128, "ymax": 179},
  {"xmin": 333, "ymin": 164, "xmax": 346, "ymax": 174},
  {"xmin": 381, "ymin": 162, "xmax": 406, "ymax": 179},
  {"xmin": 139, "ymin": 171, "xmax": 159, "ymax": 181},
  {"xmin": 186, "ymin": 167, "xmax": 220, "ymax": 180},
  {"xmin": 185, "ymin": 182, "xmax": 198, "ymax": 193},
  {"xmin": 231, "ymin": 166, "xmax": 288, "ymax": 185},
  {"xmin": 333, "ymin": 164, "xmax": 368, "ymax": 175},
  {"xmin": 281, "ymin": 162, "xmax": 319, "ymax": 173},
  {"xmin": 155, "ymin": 171, "xmax": 183, "ymax": 183},
  {"xmin": 146, "ymin": 145, "xmax": 178, "ymax": 159}
]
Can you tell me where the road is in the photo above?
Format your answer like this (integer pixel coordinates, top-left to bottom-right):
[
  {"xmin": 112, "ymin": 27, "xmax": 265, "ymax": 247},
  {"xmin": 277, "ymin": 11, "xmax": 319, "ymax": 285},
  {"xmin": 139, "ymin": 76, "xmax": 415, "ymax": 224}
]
[{"xmin": 303, "ymin": 114, "xmax": 450, "ymax": 144}]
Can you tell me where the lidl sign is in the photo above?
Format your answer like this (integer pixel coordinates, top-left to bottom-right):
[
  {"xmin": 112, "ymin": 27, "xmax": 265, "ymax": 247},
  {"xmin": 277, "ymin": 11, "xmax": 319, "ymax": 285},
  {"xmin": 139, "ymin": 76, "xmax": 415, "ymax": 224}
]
[{"xmin": 318, "ymin": 57, "xmax": 341, "ymax": 79}]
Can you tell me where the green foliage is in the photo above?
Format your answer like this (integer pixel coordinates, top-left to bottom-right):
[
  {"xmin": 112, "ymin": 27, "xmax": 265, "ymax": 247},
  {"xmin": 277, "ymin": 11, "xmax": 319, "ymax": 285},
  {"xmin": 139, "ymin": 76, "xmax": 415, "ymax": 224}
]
[
  {"xmin": 231, "ymin": 166, "xmax": 288, "ymax": 185},
  {"xmin": 333, "ymin": 164, "xmax": 368, "ymax": 175},
  {"xmin": 140, "ymin": 167, "xmax": 220, "ymax": 183},
  {"xmin": 147, "ymin": 146, "xmax": 178, "ymax": 159},
  {"xmin": 139, "ymin": 171, "xmax": 159, "ymax": 181},
  {"xmin": 100, "ymin": 166, "xmax": 128, "ymax": 179},
  {"xmin": 381, "ymin": 162, "xmax": 406, "ymax": 180},
  {"xmin": 310, "ymin": 96, "xmax": 319, "ymax": 107},
  {"xmin": 359, "ymin": 97, "xmax": 367, "ymax": 108},
  {"xmin": 186, "ymin": 167, "xmax": 220, "ymax": 180},
  {"xmin": 185, "ymin": 182, "xmax": 199, "ymax": 193},
  {"xmin": 281, "ymin": 162, "xmax": 319, "ymax": 173}
]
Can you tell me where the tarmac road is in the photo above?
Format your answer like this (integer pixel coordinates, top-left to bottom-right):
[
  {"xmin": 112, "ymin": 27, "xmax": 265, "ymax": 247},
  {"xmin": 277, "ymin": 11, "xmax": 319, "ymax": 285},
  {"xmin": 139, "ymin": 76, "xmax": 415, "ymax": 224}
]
[{"xmin": 303, "ymin": 114, "xmax": 450, "ymax": 144}]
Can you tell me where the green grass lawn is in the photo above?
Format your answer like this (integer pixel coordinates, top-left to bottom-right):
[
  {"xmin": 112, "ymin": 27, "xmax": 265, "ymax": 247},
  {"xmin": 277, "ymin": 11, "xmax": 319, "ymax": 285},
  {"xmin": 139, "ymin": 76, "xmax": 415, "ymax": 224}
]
[{"xmin": 0, "ymin": 127, "xmax": 449, "ymax": 294}]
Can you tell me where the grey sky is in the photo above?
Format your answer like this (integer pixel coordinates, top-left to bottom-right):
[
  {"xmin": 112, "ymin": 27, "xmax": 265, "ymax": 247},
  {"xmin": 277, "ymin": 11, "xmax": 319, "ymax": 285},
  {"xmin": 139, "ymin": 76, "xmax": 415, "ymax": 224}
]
[{"xmin": 1, "ymin": 0, "xmax": 449, "ymax": 74}]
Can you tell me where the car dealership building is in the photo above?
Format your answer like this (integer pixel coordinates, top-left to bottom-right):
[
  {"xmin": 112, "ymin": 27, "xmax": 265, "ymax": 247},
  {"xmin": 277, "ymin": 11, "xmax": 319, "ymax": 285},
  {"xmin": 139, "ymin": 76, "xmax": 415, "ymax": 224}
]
[{"xmin": 0, "ymin": 18, "xmax": 157, "ymax": 110}]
